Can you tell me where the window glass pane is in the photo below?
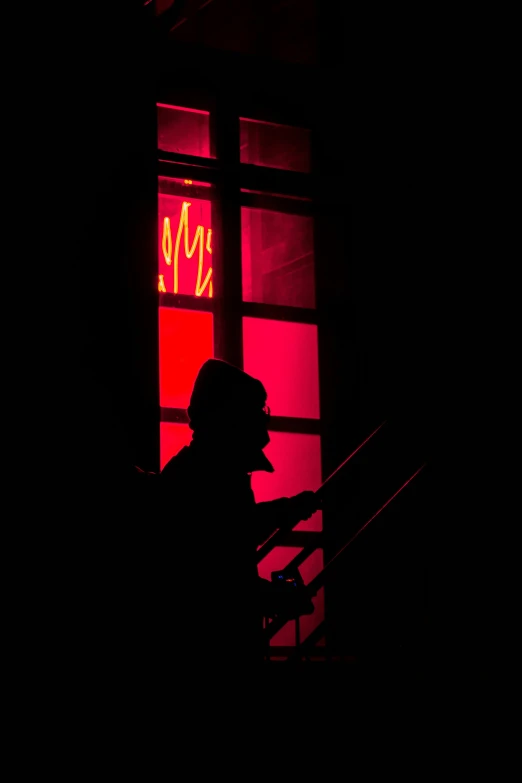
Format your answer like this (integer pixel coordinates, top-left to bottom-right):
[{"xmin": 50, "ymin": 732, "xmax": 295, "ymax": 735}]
[
  {"xmin": 299, "ymin": 587, "xmax": 325, "ymax": 645},
  {"xmin": 157, "ymin": 104, "xmax": 212, "ymax": 158},
  {"xmin": 159, "ymin": 179, "xmax": 214, "ymax": 298},
  {"xmin": 257, "ymin": 546, "xmax": 302, "ymax": 582},
  {"xmin": 268, "ymin": 586, "xmax": 324, "ymax": 647},
  {"xmin": 156, "ymin": 0, "xmax": 174, "ymax": 13},
  {"xmin": 257, "ymin": 547, "xmax": 323, "ymax": 586},
  {"xmin": 240, "ymin": 118, "xmax": 310, "ymax": 173},
  {"xmin": 258, "ymin": 547, "xmax": 324, "ymax": 648},
  {"xmin": 160, "ymin": 422, "xmax": 192, "ymax": 470},
  {"xmin": 241, "ymin": 208, "xmax": 315, "ymax": 308},
  {"xmin": 252, "ymin": 431, "xmax": 322, "ymax": 531},
  {"xmin": 159, "ymin": 308, "xmax": 213, "ymax": 409},
  {"xmin": 253, "ymin": 431, "xmax": 324, "ymax": 647},
  {"xmin": 299, "ymin": 549, "xmax": 323, "ymax": 587},
  {"xmin": 243, "ymin": 318, "xmax": 320, "ymax": 420}
]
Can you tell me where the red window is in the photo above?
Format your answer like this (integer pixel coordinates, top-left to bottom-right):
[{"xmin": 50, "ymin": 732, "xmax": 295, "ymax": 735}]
[
  {"xmin": 160, "ymin": 423, "xmax": 192, "ymax": 470},
  {"xmin": 242, "ymin": 317, "xmax": 320, "ymax": 420},
  {"xmin": 159, "ymin": 307, "xmax": 213, "ymax": 409},
  {"xmin": 241, "ymin": 207, "xmax": 315, "ymax": 308},
  {"xmin": 158, "ymin": 180, "xmax": 214, "ymax": 298},
  {"xmin": 156, "ymin": 103, "xmax": 323, "ymax": 656},
  {"xmin": 240, "ymin": 118, "xmax": 310, "ymax": 173},
  {"xmin": 252, "ymin": 431, "xmax": 322, "ymax": 532},
  {"xmin": 157, "ymin": 104, "xmax": 212, "ymax": 158}
]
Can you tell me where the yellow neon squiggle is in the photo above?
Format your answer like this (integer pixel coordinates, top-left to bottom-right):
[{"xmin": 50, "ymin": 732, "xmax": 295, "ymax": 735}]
[
  {"xmin": 162, "ymin": 217, "xmax": 172, "ymax": 265},
  {"xmin": 162, "ymin": 200, "xmax": 213, "ymax": 297}
]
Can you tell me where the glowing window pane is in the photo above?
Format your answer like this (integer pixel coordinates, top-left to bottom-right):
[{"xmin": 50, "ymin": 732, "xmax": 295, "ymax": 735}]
[
  {"xmin": 157, "ymin": 104, "xmax": 212, "ymax": 158},
  {"xmin": 240, "ymin": 118, "xmax": 310, "ymax": 173},
  {"xmin": 299, "ymin": 587, "xmax": 324, "ymax": 644},
  {"xmin": 243, "ymin": 318, "xmax": 320, "ymax": 420},
  {"xmin": 156, "ymin": 0, "xmax": 174, "ymax": 14},
  {"xmin": 160, "ymin": 422, "xmax": 192, "ymax": 470},
  {"xmin": 252, "ymin": 431, "xmax": 322, "ymax": 532},
  {"xmin": 258, "ymin": 548, "xmax": 324, "ymax": 649},
  {"xmin": 241, "ymin": 208, "xmax": 315, "ymax": 309},
  {"xmin": 269, "ymin": 588, "xmax": 324, "ymax": 648},
  {"xmin": 258, "ymin": 546, "xmax": 302, "ymax": 582},
  {"xmin": 298, "ymin": 548, "xmax": 323, "ymax": 586},
  {"xmin": 159, "ymin": 308, "xmax": 213, "ymax": 409},
  {"xmin": 158, "ymin": 182, "xmax": 213, "ymax": 298}
]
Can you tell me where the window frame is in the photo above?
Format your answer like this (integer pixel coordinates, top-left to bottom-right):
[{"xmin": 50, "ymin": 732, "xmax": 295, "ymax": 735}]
[
  {"xmin": 157, "ymin": 99, "xmax": 319, "ymax": 430},
  {"xmin": 156, "ymin": 97, "xmax": 325, "ymax": 643}
]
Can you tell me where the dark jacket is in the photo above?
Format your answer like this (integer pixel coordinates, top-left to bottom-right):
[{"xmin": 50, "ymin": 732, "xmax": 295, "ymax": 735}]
[{"xmin": 159, "ymin": 442, "xmax": 298, "ymax": 664}]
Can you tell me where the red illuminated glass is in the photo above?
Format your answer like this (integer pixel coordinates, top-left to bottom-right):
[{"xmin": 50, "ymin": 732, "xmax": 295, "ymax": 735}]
[
  {"xmin": 243, "ymin": 318, "xmax": 320, "ymax": 420},
  {"xmin": 299, "ymin": 549, "xmax": 323, "ymax": 588},
  {"xmin": 159, "ymin": 308, "xmax": 213, "ymax": 409},
  {"xmin": 240, "ymin": 118, "xmax": 310, "ymax": 173},
  {"xmin": 299, "ymin": 587, "xmax": 324, "ymax": 645},
  {"xmin": 241, "ymin": 208, "xmax": 315, "ymax": 309},
  {"xmin": 252, "ymin": 431, "xmax": 322, "ymax": 532},
  {"xmin": 158, "ymin": 183, "xmax": 213, "ymax": 297},
  {"xmin": 156, "ymin": 0, "xmax": 174, "ymax": 14},
  {"xmin": 269, "ymin": 587, "xmax": 324, "ymax": 647},
  {"xmin": 160, "ymin": 422, "xmax": 192, "ymax": 470},
  {"xmin": 258, "ymin": 546, "xmax": 324, "ymax": 648},
  {"xmin": 157, "ymin": 104, "xmax": 212, "ymax": 158},
  {"xmin": 258, "ymin": 546, "xmax": 302, "ymax": 582}
]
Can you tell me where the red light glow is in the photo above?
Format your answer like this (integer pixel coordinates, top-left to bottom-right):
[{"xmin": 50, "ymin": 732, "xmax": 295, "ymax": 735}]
[
  {"xmin": 159, "ymin": 307, "xmax": 214, "ymax": 409},
  {"xmin": 252, "ymin": 431, "xmax": 322, "ymax": 532},
  {"xmin": 298, "ymin": 587, "xmax": 324, "ymax": 645},
  {"xmin": 160, "ymin": 422, "xmax": 193, "ymax": 469},
  {"xmin": 157, "ymin": 104, "xmax": 211, "ymax": 158},
  {"xmin": 299, "ymin": 548, "xmax": 323, "ymax": 586},
  {"xmin": 258, "ymin": 546, "xmax": 302, "ymax": 581},
  {"xmin": 239, "ymin": 118, "xmax": 311, "ymax": 173},
  {"xmin": 241, "ymin": 207, "xmax": 315, "ymax": 309},
  {"xmin": 243, "ymin": 318, "xmax": 320, "ymax": 419}
]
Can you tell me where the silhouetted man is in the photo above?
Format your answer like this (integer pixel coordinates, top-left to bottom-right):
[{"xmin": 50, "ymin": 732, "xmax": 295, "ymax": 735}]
[{"xmin": 160, "ymin": 359, "xmax": 319, "ymax": 666}]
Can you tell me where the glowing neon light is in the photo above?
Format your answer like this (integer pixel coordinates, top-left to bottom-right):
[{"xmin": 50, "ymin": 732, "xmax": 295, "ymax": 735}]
[
  {"xmin": 161, "ymin": 201, "xmax": 213, "ymax": 297},
  {"xmin": 158, "ymin": 273, "xmax": 167, "ymax": 293},
  {"xmin": 162, "ymin": 217, "xmax": 172, "ymax": 265},
  {"xmin": 205, "ymin": 228, "xmax": 213, "ymax": 298}
]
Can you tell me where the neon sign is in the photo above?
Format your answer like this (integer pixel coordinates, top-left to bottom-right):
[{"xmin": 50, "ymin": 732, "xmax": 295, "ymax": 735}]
[{"xmin": 159, "ymin": 201, "xmax": 213, "ymax": 297}]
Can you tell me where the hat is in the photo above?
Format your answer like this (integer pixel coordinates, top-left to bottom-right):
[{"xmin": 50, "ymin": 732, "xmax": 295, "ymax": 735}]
[
  {"xmin": 187, "ymin": 359, "xmax": 274, "ymax": 472},
  {"xmin": 188, "ymin": 359, "xmax": 267, "ymax": 426}
]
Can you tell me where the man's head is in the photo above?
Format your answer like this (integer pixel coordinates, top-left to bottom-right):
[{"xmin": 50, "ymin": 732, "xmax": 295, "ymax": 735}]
[{"xmin": 188, "ymin": 359, "xmax": 273, "ymax": 472}]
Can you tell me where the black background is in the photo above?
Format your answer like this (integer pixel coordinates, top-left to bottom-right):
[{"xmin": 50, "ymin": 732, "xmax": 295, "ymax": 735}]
[{"xmin": 9, "ymin": 2, "xmax": 436, "ymax": 677}]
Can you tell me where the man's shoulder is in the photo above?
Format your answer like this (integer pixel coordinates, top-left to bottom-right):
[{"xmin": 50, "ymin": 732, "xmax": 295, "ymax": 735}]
[{"xmin": 160, "ymin": 446, "xmax": 193, "ymax": 480}]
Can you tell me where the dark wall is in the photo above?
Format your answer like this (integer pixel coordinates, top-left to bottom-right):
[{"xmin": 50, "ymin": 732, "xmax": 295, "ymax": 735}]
[
  {"xmin": 44, "ymin": 3, "xmax": 159, "ymax": 479},
  {"xmin": 156, "ymin": 19, "xmax": 432, "ymax": 657},
  {"xmin": 13, "ymin": 2, "xmax": 160, "ymax": 689},
  {"xmin": 13, "ymin": 2, "xmax": 431, "ymax": 670},
  {"xmin": 315, "ymin": 13, "xmax": 433, "ymax": 658}
]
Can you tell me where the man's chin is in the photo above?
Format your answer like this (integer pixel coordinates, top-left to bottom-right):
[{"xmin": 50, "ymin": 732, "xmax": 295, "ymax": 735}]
[{"xmin": 246, "ymin": 450, "xmax": 274, "ymax": 473}]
